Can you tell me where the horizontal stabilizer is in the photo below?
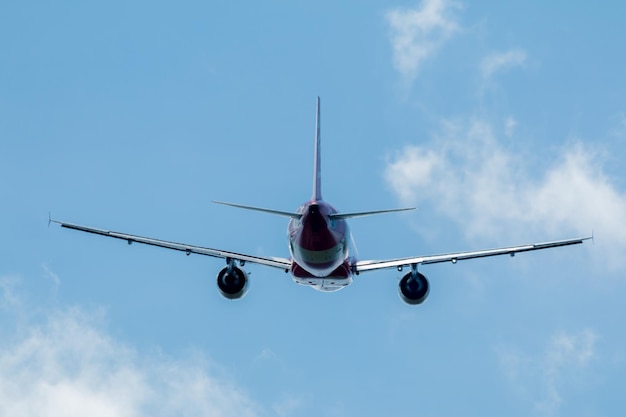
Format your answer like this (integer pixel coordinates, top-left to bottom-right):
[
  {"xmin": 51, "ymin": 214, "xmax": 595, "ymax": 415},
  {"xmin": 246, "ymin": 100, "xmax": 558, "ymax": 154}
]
[
  {"xmin": 212, "ymin": 201, "xmax": 302, "ymax": 219},
  {"xmin": 329, "ymin": 207, "xmax": 416, "ymax": 220}
]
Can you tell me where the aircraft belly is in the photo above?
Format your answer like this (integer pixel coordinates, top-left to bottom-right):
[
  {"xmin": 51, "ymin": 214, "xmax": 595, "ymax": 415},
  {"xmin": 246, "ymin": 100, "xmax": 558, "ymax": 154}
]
[{"xmin": 291, "ymin": 261, "xmax": 353, "ymax": 292}]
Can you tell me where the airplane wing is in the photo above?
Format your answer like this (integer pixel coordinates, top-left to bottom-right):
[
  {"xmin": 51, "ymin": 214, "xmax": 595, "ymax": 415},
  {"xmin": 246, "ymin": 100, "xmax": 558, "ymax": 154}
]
[
  {"xmin": 52, "ymin": 220, "xmax": 292, "ymax": 271},
  {"xmin": 354, "ymin": 236, "xmax": 591, "ymax": 273}
]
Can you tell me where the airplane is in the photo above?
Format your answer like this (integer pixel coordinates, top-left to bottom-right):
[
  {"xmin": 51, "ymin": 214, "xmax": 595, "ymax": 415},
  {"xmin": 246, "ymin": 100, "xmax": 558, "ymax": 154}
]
[{"xmin": 52, "ymin": 97, "xmax": 591, "ymax": 304}]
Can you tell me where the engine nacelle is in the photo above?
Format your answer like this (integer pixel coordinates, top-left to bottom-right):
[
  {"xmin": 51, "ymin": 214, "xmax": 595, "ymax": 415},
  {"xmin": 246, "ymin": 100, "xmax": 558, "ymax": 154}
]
[
  {"xmin": 216, "ymin": 266, "xmax": 249, "ymax": 300},
  {"xmin": 398, "ymin": 271, "xmax": 430, "ymax": 305}
]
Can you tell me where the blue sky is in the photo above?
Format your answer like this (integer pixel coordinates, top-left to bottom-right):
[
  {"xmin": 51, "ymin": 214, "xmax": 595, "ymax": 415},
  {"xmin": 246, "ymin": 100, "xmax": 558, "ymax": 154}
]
[{"xmin": 1, "ymin": 0, "xmax": 625, "ymax": 415}]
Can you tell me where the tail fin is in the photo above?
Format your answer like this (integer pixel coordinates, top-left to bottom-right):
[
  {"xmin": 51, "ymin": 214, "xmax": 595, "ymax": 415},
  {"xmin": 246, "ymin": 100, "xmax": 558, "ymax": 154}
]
[{"xmin": 312, "ymin": 96, "xmax": 322, "ymax": 201}]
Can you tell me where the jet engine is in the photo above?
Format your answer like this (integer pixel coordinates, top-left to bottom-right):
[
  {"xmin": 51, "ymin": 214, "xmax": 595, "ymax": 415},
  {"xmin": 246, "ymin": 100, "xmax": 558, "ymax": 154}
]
[
  {"xmin": 398, "ymin": 271, "xmax": 430, "ymax": 305},
  {"xmin": 216, "ymin": 266, "xmax": 249, "ymax": 299}
]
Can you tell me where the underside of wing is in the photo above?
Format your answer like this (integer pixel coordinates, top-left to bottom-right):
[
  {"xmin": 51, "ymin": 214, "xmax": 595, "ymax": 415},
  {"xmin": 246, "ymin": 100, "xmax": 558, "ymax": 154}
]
[
  {"xmin": 52, "ymin": 220, "xmax": 292, "ymax": 271},
  {"xmin": 355, "ymin": 236, "xmax": 591, "ymax": 273}
]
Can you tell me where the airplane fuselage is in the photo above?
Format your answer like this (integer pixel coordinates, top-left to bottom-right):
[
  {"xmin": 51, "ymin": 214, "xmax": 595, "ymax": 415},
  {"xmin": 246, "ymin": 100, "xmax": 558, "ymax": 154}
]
[{"xmin": 288, "ymin": 200, "xmax": 353, "ymax": 292}]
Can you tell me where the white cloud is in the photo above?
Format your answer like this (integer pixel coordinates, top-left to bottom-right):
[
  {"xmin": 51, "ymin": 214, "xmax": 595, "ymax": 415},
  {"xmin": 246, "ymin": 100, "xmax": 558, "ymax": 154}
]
[
  {"xmin": 0, "ymin": 283, "xmax": 262, "ymax": 417},
  {"xmin": 497, "ymin": 329, "xmax": 598, "ymax": 417},
  {"xmin": 386, "ymin": 0, "xmax": 461, "ymax": 81},
  {"xmin": 385, "ymin": 117, "xmax": 626, "ymax": 267},
  {"xmin": 481, "ymin": 49, "xmax": 527, "ymax": 78}
]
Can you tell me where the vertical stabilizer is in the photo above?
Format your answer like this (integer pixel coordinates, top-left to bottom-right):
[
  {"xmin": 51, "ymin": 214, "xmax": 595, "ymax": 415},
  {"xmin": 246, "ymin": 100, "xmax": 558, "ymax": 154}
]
[{"xmin": 312, "ymin": 96, "xmax": 322, "ymax": 201}]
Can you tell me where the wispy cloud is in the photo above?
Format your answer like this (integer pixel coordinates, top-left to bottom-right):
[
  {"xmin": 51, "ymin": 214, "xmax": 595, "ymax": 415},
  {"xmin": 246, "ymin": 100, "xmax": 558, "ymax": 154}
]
[
  {"xmin": 386, "ymin": 0, "xmax": 461, "ymax": 82},
  {"xmin": 496, "ymin": 329, "xmax": 598, "ymax": 417},
  {"xmin": 536, "ymin": 330, "xmax": 597, "ymax": 416},
  {"xmin": 0, "ymin": 276, "xmax": 22, "ymax": 312},
  {"xmin": 0, "ymin": 279, "xmax": 262, "ymax": 417},
  {"xmin": 272, "ymin": 395, "xmax": 305, "ymax": 417},
  {"xmin": 384, "ymin": 117, "xmax": 626, "ymax": 267},
  {"xmin": 481, "ymin": 49, "xmax": 527, "ymax": 79},
  {"xmin": 42, "ymin": 264, "xmax": 61, "ymax": 289},
  {"xmin": 504, "ymin": 116, "xmax": 518, "ymax": 137}
]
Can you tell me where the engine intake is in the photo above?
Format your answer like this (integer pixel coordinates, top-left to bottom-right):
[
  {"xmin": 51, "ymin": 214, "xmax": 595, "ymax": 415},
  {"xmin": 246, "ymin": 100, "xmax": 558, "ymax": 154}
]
[
  {"xmin": 398, "ymin": 271, "xmax": 430, "ymax": 305},
  {"xmin": 217, "ymin": 266, "xmax": 248, "ymax": 299}
]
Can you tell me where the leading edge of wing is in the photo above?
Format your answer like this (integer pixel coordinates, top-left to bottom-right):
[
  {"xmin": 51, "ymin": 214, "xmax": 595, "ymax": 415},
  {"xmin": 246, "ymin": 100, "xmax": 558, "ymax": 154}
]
[
  {"xmin": 52, "ymin": 220, "xmax": 292, "ymax": 271},
  {"xmin": 355, "ymin": 236, "xmax": 592, "ymax": 273}
]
